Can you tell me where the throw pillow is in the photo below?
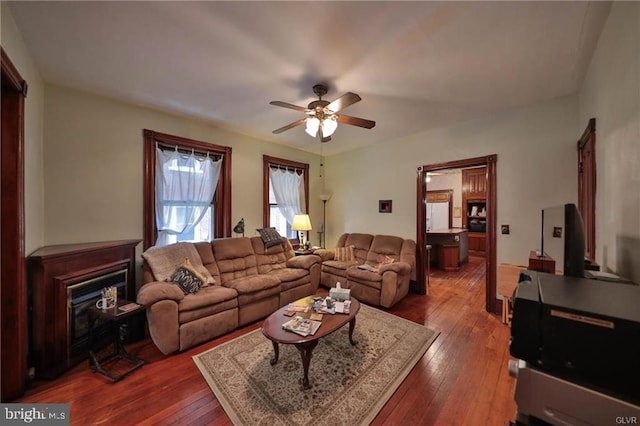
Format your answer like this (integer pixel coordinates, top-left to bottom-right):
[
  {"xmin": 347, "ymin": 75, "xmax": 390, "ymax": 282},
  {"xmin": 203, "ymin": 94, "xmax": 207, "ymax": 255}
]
[
  {"xmin": 334, "ymin": 245, "xmax": 355, "ymax": 262},
  {"xmin": 181, "ymin": 258, "xmax": 208, "ymax": 283},
  {"xmin": 170, "ymin": 263, "xmax": 204, "ymax": 295},
  {"xmin": 257, "ymin": 227, "xmax": 285, "ymax": 248}
]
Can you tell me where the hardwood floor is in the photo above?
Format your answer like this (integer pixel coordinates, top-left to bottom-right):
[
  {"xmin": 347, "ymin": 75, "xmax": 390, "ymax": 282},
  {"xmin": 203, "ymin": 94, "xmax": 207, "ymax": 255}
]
[{"xmin": 16, "ymin": 256, "xmax": 516, "ymax": 425}]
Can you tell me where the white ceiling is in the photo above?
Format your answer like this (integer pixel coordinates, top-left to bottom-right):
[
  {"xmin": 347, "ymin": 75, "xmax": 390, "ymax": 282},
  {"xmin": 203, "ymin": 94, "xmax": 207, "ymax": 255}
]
[{"xmin": 8, "ymin": 1, "xmax": 610, "ymax": 156}]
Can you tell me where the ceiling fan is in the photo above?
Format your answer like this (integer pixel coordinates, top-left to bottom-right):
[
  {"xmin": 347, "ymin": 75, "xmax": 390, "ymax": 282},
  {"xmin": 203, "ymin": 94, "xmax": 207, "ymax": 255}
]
[{"xmin": 270, "ymin": 84, "xmax": 376, "ymax": 143}]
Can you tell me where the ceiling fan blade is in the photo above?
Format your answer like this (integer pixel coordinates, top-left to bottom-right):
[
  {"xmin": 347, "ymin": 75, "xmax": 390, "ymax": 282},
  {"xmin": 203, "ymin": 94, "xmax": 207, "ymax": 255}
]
[
  {"xmin": 269, "ymin": 101, "xmax": 309, "ymax": 112},
  {"xmin": 272, "ymin": 118, "xmax": 306, "ymax": 134},
  {"xmin": 336, "ymin": 114, "xmax": 376, "ymax": 129},
  {"xmin": 326, "ymin": 92, "xmax": 361, "ymax": 113}
]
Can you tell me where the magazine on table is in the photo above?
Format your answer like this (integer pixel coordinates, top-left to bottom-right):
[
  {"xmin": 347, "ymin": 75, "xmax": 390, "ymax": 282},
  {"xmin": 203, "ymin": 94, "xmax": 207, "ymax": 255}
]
[
  {"xmin": 285, "ymin": 296, "xmax": 316, "ymax": 313},
  {"xmin": 282, "ymin": 316, "xmax": 322, "ymax": 337}
]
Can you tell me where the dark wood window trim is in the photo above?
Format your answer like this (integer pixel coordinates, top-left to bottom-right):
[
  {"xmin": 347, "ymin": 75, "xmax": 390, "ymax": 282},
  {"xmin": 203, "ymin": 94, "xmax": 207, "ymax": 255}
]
[
  {"xmin": 143, "ymin": 129, "xmax": 232, "ymax": 250},
  {"xmin": 417, "ymin": 154, "xmax": 498, "ymax": 314},
  {"xmin": 577, "ymin": 118, "xmax": 596, "ymax": 261},
  {"xmin": 1, "ymin": 47, "xmax": 28, "ymax": 401},
  {"xmin": 262, "ymin": 155, "xmax": 309, "ymax": 228}
]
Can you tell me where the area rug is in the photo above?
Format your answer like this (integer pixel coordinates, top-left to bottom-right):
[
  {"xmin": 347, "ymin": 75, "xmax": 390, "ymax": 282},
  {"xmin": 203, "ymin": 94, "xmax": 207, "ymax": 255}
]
[{"xmin": 193, "ymin": 304, "xmax": 439, "ymax": 425}]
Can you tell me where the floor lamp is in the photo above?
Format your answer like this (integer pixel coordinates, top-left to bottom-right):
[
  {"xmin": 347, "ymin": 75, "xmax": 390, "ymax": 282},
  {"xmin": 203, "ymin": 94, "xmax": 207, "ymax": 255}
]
[{"xmin": 319, "ymin": 193, "xmax": 331, "ymax": 248}]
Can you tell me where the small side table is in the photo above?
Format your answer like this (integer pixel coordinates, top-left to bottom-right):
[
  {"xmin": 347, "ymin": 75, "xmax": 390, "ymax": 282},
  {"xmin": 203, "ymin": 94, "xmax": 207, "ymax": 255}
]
[
  {"xmin": 294, "ymin": 249, "xmax": 314, "ymax": 256},
  {"xmin": 88, "ymin": 299, "xmax": 145, "ymax": 382},
  {"xmin": 528, "ymin": 250, "xmax": 556, "ymax": 273}
]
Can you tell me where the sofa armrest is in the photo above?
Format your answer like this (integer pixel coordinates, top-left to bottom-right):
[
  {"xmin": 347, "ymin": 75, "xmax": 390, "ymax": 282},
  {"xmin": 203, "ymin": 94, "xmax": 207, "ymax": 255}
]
[
  {"xmin": 286, "ymin": 254, "xmax": 322, "ymax": 269},
  {"xmin": 379, "ymin": 261, "xmax": 411, "ymax": 275},
  {"xmin": 313, "ymin": 248, "xmax": 334, "ymax": 262},
  {"xmin": 137, "ymin": 281, "xmax": 185, "ymax": 306}
]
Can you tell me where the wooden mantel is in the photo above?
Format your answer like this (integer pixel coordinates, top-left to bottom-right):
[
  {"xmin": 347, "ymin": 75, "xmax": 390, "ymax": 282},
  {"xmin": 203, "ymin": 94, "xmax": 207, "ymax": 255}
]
[{"xmin": 28, "ymin": 239, "xmax": 141, "ymax": 379}]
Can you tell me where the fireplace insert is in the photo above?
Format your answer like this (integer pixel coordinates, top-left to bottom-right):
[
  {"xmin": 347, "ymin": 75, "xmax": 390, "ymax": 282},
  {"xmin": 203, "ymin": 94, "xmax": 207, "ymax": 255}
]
[{"xmin": 66, "ymin": 269, "xmax": 142, "ymax": 365}]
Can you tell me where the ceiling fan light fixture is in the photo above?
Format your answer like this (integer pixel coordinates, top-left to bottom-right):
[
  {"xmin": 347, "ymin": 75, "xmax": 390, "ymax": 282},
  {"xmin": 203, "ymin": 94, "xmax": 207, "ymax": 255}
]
[
  {"xmin": 322, "ymin": 116, "xmax": 338, "ymax": 137},
  {"xmin": 271, "ymin": 84, "xmax": 374, "ymax": 140},
  {"xmin": 305, "ymin": 117, "xmax": 320, "ymax": 137}
]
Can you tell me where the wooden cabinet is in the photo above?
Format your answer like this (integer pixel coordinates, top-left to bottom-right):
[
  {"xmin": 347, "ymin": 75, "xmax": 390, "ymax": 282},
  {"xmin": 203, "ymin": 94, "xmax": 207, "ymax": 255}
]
[
  {"xmin": 468, "ymin": 232, "xmax": 486, "ymax": 254},
  {"xmin": 462, "ymin": 167, "xmax": 487, "ymax": 255},
  {"xmin": 462, "ymin": 167, "xmax": 487, "ymax": 199},
  {"xmin": 437, "ymin": 244, "xmax": 460, "ymax": 271}
]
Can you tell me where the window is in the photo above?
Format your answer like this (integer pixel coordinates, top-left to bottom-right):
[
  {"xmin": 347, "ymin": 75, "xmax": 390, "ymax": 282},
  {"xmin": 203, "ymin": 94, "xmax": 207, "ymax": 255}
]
[
  {"xmin": 263, "ymin": 155, "xmax": 309, "ymax": 239},
  {"xmin": 578, "ymin": 118, "xmax": 596, "ymax": 260},
  {"xmin": 269, "ymin": 182, "xmax": 294, "ymax": 238},
  {"xmin": 143, "ymin": 130, "xmax": 232, "ymax": 249},
  {"xmin": 155, "ymin": 148, "xmax": 220, "ymax": 245}
]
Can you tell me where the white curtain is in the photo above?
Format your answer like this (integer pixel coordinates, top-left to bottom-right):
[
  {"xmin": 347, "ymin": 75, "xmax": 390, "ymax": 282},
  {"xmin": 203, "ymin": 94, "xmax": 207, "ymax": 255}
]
[
  {"xmin": 155, "ymin": 147, "xmax": 222, "ymax": 246},
  {"xmin": 269, "ymin": 167, "xmax": 305, "ymax": 225}
]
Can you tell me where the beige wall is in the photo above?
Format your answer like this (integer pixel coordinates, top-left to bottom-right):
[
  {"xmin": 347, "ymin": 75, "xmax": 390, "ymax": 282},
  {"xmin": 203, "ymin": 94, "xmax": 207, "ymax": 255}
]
[
  {"xmin": 578, "ymin": 2, "xmax": 640, "ymax": 282},
  {"xmin": 1, "ymin": 4, "xmax": 46, "ymax": 255},
  {"xmin": 42, "ymin": 86, "xmax": 322, "ymax": 253},
  {"xmin": 326, "ymin": 95, "xmax": 579, "ymax": 268},
  {"xmin": 6, "ymin": 1, "xmax": 638, "ymax": 284}
]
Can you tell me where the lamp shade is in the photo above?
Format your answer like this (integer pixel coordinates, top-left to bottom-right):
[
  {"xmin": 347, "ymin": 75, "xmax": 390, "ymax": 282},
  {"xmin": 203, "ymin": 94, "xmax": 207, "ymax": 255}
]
[
  {"xmin": 233, "ymin": 218, "xmax": 245, "ymax": 235},
  {"xmin": 291, "ymin": 214, "xmax": 312, "ymax": 231},
  {"xmin": 305, "ymin": 116, "xmax": 339, "ymax": 139},
  {"xmin": 322, "ymin": 116, "xmax": 338, "ymax": 136},
  {"xmin": 305, "ymin": 117, "xmax": 320, "ymax": 137}
]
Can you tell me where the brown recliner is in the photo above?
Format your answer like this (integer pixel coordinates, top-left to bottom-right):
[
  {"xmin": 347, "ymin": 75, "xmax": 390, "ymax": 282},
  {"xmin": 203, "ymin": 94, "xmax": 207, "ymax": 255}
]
[{"xmin": 315, "ymin": 233, "xmax": 416, "ymax": 308}]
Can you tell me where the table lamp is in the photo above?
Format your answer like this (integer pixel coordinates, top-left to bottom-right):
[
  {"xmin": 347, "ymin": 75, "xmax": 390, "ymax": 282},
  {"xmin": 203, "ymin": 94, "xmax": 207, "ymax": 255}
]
[{"xmin": 291, "ymin": 214, "xmax": 312, "ymax": 249}]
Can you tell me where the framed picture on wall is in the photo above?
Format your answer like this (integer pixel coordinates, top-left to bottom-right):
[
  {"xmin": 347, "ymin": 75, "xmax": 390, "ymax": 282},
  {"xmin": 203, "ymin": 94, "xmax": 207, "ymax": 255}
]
[{"xmin": 379, "ymin": 200, "xmax": 392, "ymax": 213}]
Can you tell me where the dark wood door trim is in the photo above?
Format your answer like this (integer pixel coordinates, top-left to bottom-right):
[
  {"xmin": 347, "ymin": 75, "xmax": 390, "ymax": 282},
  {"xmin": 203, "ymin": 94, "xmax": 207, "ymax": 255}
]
[
  {"xmin": 1, "ymin": 47, "xmax": 28, "ymax": 401},
  {"xmin": 416, "ymin": 155, "xmax": 499, "ymax": 313},
  {"xmin": 577, "ymin": 118, "xmax": 596, "ymax": 261}
]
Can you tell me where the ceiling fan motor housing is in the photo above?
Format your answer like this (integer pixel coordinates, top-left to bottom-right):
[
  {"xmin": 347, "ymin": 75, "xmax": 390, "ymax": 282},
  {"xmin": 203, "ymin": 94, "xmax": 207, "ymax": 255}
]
[
  {"xmin": 308, "ymin": 100, "xmax": 331, "ymax": 118},
  {"xmin": 312, "ymin": 84, "xmax": 329, "ymax": 98}
]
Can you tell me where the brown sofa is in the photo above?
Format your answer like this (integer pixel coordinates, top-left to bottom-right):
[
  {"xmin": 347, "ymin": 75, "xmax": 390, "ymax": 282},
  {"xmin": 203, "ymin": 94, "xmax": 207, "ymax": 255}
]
[
  {"xmin": 315, "ymin": 233, "xmax": 416, "ymax": 308},
  {"xmin": 137, "ymin": 237, "xmax": 321, "ymax": 354}
]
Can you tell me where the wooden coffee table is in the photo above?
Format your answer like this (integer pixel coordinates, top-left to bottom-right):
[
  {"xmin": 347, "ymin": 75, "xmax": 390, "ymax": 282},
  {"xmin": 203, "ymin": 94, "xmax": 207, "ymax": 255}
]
[{"xmin": 261, "ymin": 297, "xmax": 360, "ymax": 389}]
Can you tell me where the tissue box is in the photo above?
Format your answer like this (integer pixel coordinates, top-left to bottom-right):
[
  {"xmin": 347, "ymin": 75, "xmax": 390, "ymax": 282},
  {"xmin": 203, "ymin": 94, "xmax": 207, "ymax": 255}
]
[{"xmin": 330, "ymin": 287, "xmax": 351, "ymax": 301}]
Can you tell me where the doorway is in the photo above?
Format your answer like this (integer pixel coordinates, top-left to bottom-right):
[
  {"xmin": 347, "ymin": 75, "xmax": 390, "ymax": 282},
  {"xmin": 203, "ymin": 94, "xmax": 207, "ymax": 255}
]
[
  {"xmin": 1, "ymin": 48, "xmax": 28, "ymax": 401},
  {"xmin": 415, "ymin": 155, "xmax": 498, "ymax": 313}
]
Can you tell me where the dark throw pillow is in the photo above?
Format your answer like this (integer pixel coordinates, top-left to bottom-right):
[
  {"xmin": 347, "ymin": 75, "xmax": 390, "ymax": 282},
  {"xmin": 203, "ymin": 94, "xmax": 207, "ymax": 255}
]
[
  {"xmin": 257, "ymin": 227, "xmax": 285, "ymax": 248},
  {"xmin": 170, "ymin": 265, "xmax": 204, "ymax": 295}
]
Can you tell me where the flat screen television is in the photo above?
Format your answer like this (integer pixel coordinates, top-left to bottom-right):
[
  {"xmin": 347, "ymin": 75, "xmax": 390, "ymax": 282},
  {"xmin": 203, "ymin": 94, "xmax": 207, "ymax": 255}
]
[{"xmin": 541, "ymin": 203, "xmax": 585, "ymax": 278}]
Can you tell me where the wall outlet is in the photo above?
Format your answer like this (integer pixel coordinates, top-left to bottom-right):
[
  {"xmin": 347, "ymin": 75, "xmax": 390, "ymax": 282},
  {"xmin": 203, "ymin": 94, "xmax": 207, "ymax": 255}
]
[{"xmin": 501, "ymin": 225, "xmax": 510, "ymax": 235}]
